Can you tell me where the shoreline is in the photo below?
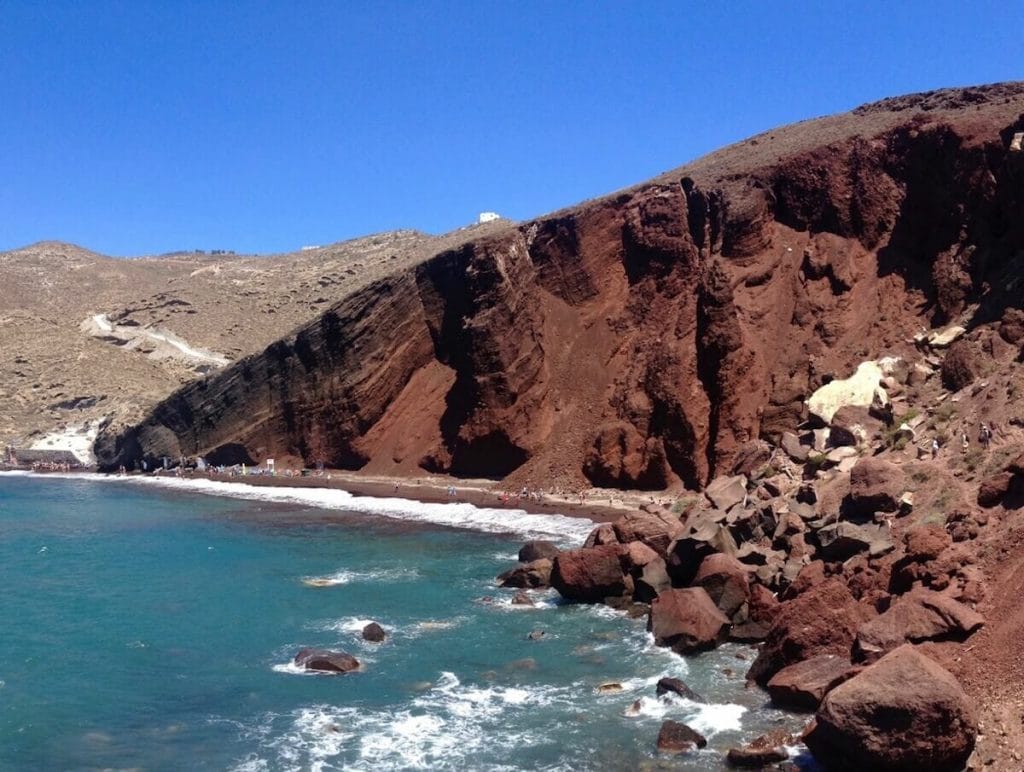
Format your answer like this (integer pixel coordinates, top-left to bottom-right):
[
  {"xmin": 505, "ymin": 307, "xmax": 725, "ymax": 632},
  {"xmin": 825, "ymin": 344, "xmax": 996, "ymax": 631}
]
[{"xmin": 7, "ymin": 466, "xmax": 646, "ymax": 525}]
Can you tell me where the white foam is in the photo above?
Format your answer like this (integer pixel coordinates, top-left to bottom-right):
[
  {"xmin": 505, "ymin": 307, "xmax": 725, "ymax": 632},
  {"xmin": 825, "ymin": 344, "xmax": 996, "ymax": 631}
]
[
  {"xmin": 301, "ymin": 567, "xmax": 418, "ymax": 587},
  {"xmin": 682, "ymin": 701, "xmax": 747, "ymax": 735},
  {"xmin": 271, "ymin": 662, "xmax": 319, "ymax": 676},
  {"xmin": 28, "ymin": 473, "xmax": 594, "ymax": 542},
  {"xmin": 240, "ymin": 671, "xmax": 574, "ymax": 770}
]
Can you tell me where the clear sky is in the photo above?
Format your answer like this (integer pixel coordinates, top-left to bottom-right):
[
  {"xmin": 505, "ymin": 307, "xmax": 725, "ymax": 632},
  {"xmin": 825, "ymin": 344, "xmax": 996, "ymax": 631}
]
[{"xmin": 1, "ymin": 1, "xmax": 1021, "ymax": 256}]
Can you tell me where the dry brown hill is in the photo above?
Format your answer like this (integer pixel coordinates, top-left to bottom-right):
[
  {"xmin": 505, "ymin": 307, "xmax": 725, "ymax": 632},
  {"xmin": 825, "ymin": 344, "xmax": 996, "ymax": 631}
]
[{"xmin": 0, "ymin": 225, "xmax": 509, "ymax": 451}]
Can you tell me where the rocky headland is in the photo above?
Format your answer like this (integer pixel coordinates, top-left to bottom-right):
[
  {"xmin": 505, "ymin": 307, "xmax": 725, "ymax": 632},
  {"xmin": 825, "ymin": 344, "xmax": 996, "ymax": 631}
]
[{"xmin": 5, "ymin": 81, "xmax": 1024, "ymax": 768}]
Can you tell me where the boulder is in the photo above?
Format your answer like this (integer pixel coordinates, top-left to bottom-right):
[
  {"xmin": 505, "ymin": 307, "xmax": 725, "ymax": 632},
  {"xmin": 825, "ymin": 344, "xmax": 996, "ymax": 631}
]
[
  {"xmin": 648, "ymin": 587, "xmax": 730, "ymax": 654},
  {"xmin": 730, "ymin": 583, "xmax": 780, "ymax": 642},
  {"xmin": 816, "ymin": 522, "xmax": 890, "ymax": 561},
  {"xmin": 854, "ymin": 590, "xmax": 984, "ymax": 662},
  {"xmin": 611, "ymin": 511, "xmax": 683, "ymax": 557},
  {"xmin": 847, "ymin": 458, "xmax": 904, "ymax": 517},
  {"xmin": 692, "ymin": 553, "xmax": 750, "ymax": 618},
  {"xmin": 730, "ymin": 439, "xmax": 772, "ymax": 476},
  {"xmin": 747, "ymin": 579, "xmax": 870, "ymax": 684},
  {"xmin": 361, "ymin": 622, "xmax": 387, "ymax": 642},
  {"xmin": 902, "ymin": 525, "xmax": 952, "ymax": 562},
  {"xmin": 582, "ymin": 523, "xmax": 619, "ymax": 549},
  {"xmin": 656, "ymin": 719, "xmax": 707, "ymax": 754},
  {"xmin": 518, "ymin": 540, "xmax": 560, "ymax": 563},
  {"xmin": 633, "ymin": 556, "xmax": 672, "ymax": 603},
  {"xmin": 725, "ymin": 506, "xmax": 776, "ymax": 544},
  {"xmin": 666, "ymin": 516, "xmax": 739, "ymax": 585},
  {"xmin": 830, "ymin": 405, "xmax": 883, "ymax": 447},
  {"xmin": 999, "ymin": 307, "xmax": 1024, "ymax": 344},
  {"xmin": 805, "ymin": 645, "xmax": 977, "ymax": 772},
  {"xmin": 978, "ymin": 471, "xmax": 1014, "ymax": 507},
  {"xmin": 807, "ymin": 361, "xmax": 886, "ymax": 425},
  {"xmin": 497, "ymin": 558, "xmax": 553, "ymax": 588},
  {"xmin": 766, "ymin": 654, "xmax": 858, "ymax": 711},
  {"xmin": 940, "ymin": 340, "xmax": 978, "ymax": 392},
  {"xmin": 705, "ymin": 474, "xmax": 748, "ymax": 512},
  {"xmin": 780, "ymin": 431, "xmax": 809, "ymax": 462},
  {"xmin": 726, "ymin": 731, "xmax": 792, "ymax": 767},
  {"xmin": 655, "ymin": 676, "xmax": 705, "ymax": 702},
  {"xmin": 293, "ymin": 648, "xmax": 360, "ymax": 674},
  {"xmin": 551, "ymin": 545, "xmax": 629, "ymax": 603},
  {"xmin": 781, "ymin": 560, "xmax": 827, "ymax": 600},
  {"xmin": 925, "ymin": 325, "xmax": 966, "ymax": 348}
]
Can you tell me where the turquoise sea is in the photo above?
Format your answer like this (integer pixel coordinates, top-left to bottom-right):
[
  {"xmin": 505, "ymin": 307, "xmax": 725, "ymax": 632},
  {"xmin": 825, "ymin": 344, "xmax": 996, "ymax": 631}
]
[{"xmin": 0, "ymin": 472, "xmax": 804, "ymax": 770}]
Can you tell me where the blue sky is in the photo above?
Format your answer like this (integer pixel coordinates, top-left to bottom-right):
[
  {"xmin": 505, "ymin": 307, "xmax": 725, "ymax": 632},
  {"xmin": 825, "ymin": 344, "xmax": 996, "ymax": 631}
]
[{"xmin": 1, "ymin": 1, "xmax": 1021, "ymax": 256}]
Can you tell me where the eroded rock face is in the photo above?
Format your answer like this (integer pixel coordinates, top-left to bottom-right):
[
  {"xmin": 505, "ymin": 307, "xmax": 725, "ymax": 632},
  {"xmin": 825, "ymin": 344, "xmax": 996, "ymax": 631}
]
[
  {"xmin": 805, "ymin": 645, "xmax": 978, "ymax": 772},
  {"xmin": 94, "ymin": 85, "xmax": 1024, "ymax": 496}
]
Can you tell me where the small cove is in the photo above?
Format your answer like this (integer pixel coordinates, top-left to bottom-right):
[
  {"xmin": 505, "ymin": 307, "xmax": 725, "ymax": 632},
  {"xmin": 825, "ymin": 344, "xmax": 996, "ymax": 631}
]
[{"xmin": 0, "ymin": 473, "xmax": 806, "ymax": 770}]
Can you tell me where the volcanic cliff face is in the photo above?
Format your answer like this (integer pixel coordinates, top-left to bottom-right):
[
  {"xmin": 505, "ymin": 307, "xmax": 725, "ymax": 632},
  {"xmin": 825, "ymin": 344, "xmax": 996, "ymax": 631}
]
[{"xmin": 96, "ymin": 83, "xmax": 1024, "ymax": 487}]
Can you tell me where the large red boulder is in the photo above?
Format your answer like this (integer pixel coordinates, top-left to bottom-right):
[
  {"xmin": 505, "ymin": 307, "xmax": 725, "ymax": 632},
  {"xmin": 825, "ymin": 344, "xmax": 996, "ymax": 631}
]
[
  {"xmin": 805, "ymin": 645, "xmax": 977, "ymax": 772},
  {"xmin": 691, "ymin": 553, "xmax": 750, "ymax": 618},
  {"xmin": 847, "ymin": 458, "xmax": 904, "ymax": 517},
  {"xmin": 747, "ymin": 578, "xmax": 871, "ymax": 685},
  {"xmin": 854, "ymin": 590, "xmax": 984, "ymax": 662},
  {"xmin": 612, "ymin": 511, "xmax": 683, "ymax": 557},
  {"xmin": 978, "ymin": 471, "xmax": 1014, "ymax": 507},
  {"xmin": 648, "ymin": 587, "xmax": 730, "ymax": 654},
  {"xmin": 730, "ymin": 582, "xmax": 780, "ymax": 642},
  {"xmin": 551, "ymin": 545, "xmax": 630, "ymax": 603},
  {"xmin": 766, "ymin": 654, "xmax": 859, "ymax": 711}
]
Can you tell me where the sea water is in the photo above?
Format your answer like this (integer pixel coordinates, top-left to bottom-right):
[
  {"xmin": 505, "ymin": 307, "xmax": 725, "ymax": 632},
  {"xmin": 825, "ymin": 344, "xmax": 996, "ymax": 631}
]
[{"xmin": 0, "ymin": 473, "xmax": 806, "ymax": 771}]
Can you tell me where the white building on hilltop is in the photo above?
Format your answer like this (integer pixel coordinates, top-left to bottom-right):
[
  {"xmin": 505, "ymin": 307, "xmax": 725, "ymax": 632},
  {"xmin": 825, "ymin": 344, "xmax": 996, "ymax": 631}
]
[{"xmin": 478, "ymin": 212, "xmax": 500, "ymax": 224}]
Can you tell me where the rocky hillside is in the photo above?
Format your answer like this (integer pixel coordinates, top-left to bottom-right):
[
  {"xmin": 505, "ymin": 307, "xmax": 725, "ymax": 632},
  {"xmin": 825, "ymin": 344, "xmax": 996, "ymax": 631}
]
[{"xmin": 96, "ymin": 83, "xmax": 1024, "ymax": 491}]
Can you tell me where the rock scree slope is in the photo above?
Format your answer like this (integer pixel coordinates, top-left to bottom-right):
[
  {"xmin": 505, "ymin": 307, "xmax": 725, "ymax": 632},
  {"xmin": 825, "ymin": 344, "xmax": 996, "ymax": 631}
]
[{"xmin": 95, "ymin": 82, "xmax": 1024, "ymax": 491}]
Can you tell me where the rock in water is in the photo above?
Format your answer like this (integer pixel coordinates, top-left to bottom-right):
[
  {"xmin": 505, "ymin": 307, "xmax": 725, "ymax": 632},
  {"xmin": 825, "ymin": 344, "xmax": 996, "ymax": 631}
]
[
  {"xmin": 551, "ymin": 545, "xmax": 630, "ymax": 602},
  {"xmin": 648, "ymin": 587, "xmax": 730, "ymax": 654},
  {"xmin": 497, "ymin": 558, "xmax": 553, "ymax": 588},
  {"xmin": 805, "ymin": 645, "xmax": 977, "ymax": 772},
  {"xmin": 726, "ymin": 730, "xmax": 792, "ymax": 767},
  {"xmin": 518, "ymin": 540, "xmax": 560, "ymax": 563},
  {"xmin": 293, "ymin": 648, "xmax": 360, "ymax": 674},
  {"xmin": 656, "ymin": 719, "xmax": 707, "ymax": 754},
  {"xmin": 655, "ymin": 676, "xmax": 705, "ymax": 703},
  {"xmin": 361, "ymin": 622, "xmax": 386, "ymax": 643}
]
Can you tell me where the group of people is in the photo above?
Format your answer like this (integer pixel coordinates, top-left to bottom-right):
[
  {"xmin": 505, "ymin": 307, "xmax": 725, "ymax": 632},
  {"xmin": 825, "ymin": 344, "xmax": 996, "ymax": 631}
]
[{"xmin": 934, "ymin": 421, "xmax": 999, "ymax": 456}]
